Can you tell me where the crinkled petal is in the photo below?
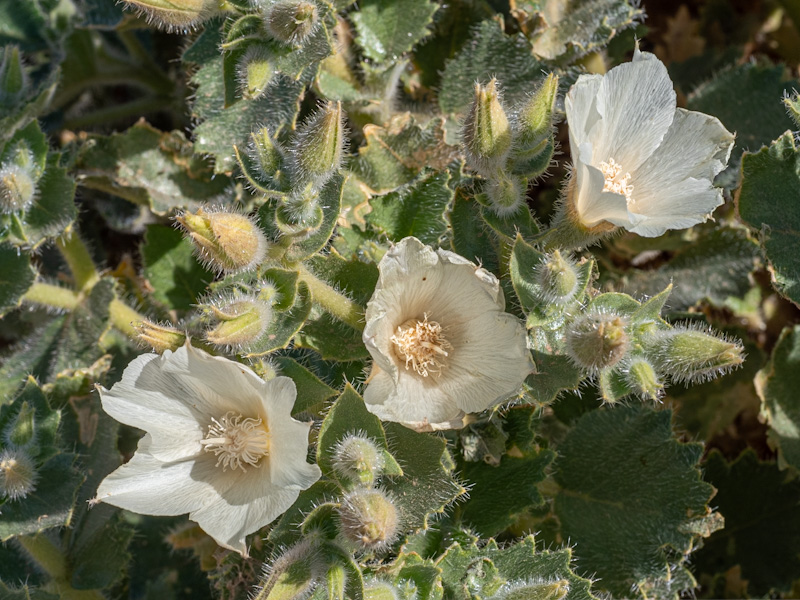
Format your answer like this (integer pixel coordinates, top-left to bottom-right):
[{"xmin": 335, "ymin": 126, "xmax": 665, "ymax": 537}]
[
  {"xmin": 565, "ymin": 73, "xmax": 603, "ymax": 151},
  {"xmin": 364, "ymin": 367, "xmax": 463, "ymax": 426},
  {"xmin": 592, "ymin": 49, "xmax": 676, "ymax": 174}
]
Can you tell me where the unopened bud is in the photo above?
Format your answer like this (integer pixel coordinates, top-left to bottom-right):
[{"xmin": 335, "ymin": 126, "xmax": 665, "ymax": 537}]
[
  {"xmin": 624, "ymin": 356, "xmax": 663, "ymax": 401},
  {"xmin": 122, "ymin": 0, "xmax": 218, "ymax": 32},
  {"xmin": 0, "ymin": 448, "xmax": 38, "ymax": 501},
  {"xmin": 332, "ymin": 434, "xmax": 384, "ymax": 488},
  {"xmin": 647, "ymin": 326, "xmax": 744, "ymax": 384},
  {"xmin": 337, "ymin": 488, "xmax": 399, "ymax": 552},
  {"xmin": 463, "ymin": 78, "xmax": 512, "ymax": 176},
  {"xmin": 534, "ymin": 250, "xmax": 579, "ymax": 305},
  {"xmin": 364, "ymin": 581, "xmax": 400, "ymax": 600},
  {"xmin": 485, "ymin": 172, "xmax": 525, "ymax": 217},
  {"xmin": 0, "ymin": 162, "xmax": 36, "ymax": 213},
  {"xmin": 276, "ymin": 189, "xmax": 325, "ymax": 238},
  {"xmin": 257, "ymin": 538, "xmax": 321, "ymax": 600},
  {"xmin": 205, "ymin": 293, "xmax": 273, "ymax": 350},
  {"xmin": 238, "ymin": 47, "xmax": 274, "ymax": 100},
  {"xmin": 490, "ymin": 578, "xmax": 570, "ymax": 600},
  {"xmin": 177, "ymin": 207, "xmax": 268, "ymax": 274},
  {"xmin": 326, "ymin": 563, "xmax": 346, "ymax": 600},
  {"xmin": 512, "ymin": 74, "xmax": 558, "ymax": 177},
  {"xmin": 290, "ymin": 101, "xmax": 346, "ymax": 188},
  {"xmin": 134, "ymin": 319, "xmax": 186, "ymax": 353},
  {"xmin": 565, "ymin": 311, "xmax": 629, "ymax": 371},
  {"xmin": 248, "ymin": 126, "xmax": 284, "ymax": 182},
  {"xmin": 783, "ymin": 90, "xmax": 800, "ymax": 128},
  {"xmin": 3, "ymin": 401, "xmax": 36, "ymax": 448},
  {"xmin": 0, "ymin": 46, "xmax": 26, "ymax": 103},
  {"xmin": 266, "ymin": 0, "xmax": 320, "ymax": 46}
]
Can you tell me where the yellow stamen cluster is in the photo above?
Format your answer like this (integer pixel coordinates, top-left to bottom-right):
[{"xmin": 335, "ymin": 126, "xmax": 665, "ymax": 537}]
[
  {"xmin": 200, "ymin": 411, "xmax": 270, "ymax": 471},
  {"xmin": 599, "ymin": 158, "xmax": 634, "ymax": 204},
  {"xmin": 390, "ymin": 315, "xmax": 452, "ymax": 377}
]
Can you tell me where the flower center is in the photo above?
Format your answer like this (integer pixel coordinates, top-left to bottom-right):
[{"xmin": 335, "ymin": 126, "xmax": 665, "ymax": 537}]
[
  {"xmin": 199, "ymin": 411, "xmax": 270, "ymax": 471},
  {"xmin": 599, "ymin": 158, "xmax": 634, "ymax": 204},
  {"xmin": 390, "ymin": 314, "xmax": 452, "ymax": 377}
]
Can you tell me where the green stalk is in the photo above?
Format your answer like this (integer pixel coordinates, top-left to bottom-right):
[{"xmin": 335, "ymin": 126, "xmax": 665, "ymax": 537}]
[
  {"xmin": 293, "ymin": 263, "xmax": 365, "ymax": 332},
  {"xmin": 56, "ymin": 230, "xmax": 100, "ymax": 292},
  {"xmin": 22, "ymin": 282, "xmax": 80, "ymax": 311},
  {"xmin": 109, "ymin": 298, "xmax": 146, "ymax": 338},
  {"xmin": 17, "ymin": 535, "xmax": 105, "ymax": 600}
]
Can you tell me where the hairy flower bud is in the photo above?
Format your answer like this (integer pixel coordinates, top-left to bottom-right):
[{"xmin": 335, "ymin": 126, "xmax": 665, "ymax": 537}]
[
  {"xmin": 332, "ymin": 434, "xmax": 385, "ymax": 488},
  {"xmin": 266, "ymin": 0, "xmax": 320, "ymax": 46},
  {"xmin": 565, "ymin": 311, "xmax": 629, "ymax": 371},
  {"xmin": 205, "ymin": 293, "xmax": 273, "ymax": 350},
  {"xmin": 122, "ymin": 0, "xmax": 218, "ymax": 31},
  {"xmin": 0, "ymin": 448, "xmax": 38, "ymax": 501},
  {"xmin": 177, "ymin": 207, "xmax": 268, "ymax": 274},
  {"xmin": 485, "ymin": 172, "xmax": 525, "ymax": 217},
  {"xmin": 337, "ymin": 488, "xmax": 399, "ymax": 552},
  {"xmin": 463, "ymin": 78, "xmax": 512, "ymax": 177},
  {"xmin": 238, "ymin": 47, "xmax": 274, "ymax": 100},
  {"xmin": 134, "ymin": 319, "xmax": 186, "ymax": 353},
  {"xmin": 623, "ymin": 356, "xmax": 663, "ymax": 401},
  {"xmin": 0, "ymin": 46, "xmax": 26, "ymax": 104},
  {"xmin": 326, "ymin": 563, "xmax": 346, "ymax": 600},
  {"xmin": 249, "ymin": 126, "xmax": 285, "ymax": 182},
  {"xmin": 289, "ymin": 101, "xmax": 346, "ymax": 188},
  {"xmin": 490, "ymin": 578, "xmax": 570, "ymax": 600},
  {"xmin": 3, "ymin": 401, "xmax": 36, "ymax": 448},
  {"xmin": 512, "ymin": 73, "xmax": 558, "ymax": 177},
  {"xmin": 276, "ymin": 190, "xmax": 325, "ymax": 238},
  {"xmin": 0, "ymin": 162, "xmax": 36, "ymax": 214},
  {"xmin": 647, "ymin": 325, "xmax": 744, "ymax": 384},
  {"xmin": 534, "ymin": 250, "xmax": 580, "ymax": 305},
  {"xmin": 257, "ymin": 538, "xmax": 322, "ymax": 600}
]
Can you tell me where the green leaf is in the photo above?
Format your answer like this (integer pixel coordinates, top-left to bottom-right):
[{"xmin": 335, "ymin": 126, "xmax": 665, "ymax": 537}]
[
  {"xmin": 553, "ymin": 406, "xmax": 714, "ymax": 597},
  {"xmin": 350, "ymin": 0, "xmax": 438, "ymax": 63},
  {"xmin": 516, "ymin": 0, "xmax": 643, "ymax": 62},
  {"xmin": 693, "ymin": 450, "xmax": 800, "ymax": 597},
  {"xmin": 756, "ymin": 324, "xmax": 800, "ymax": 472},
  {"xmin": 366, "ymin": 170, "xmax": 453, "ymax": 245},
  {"xmin": 449, "ymin": 191, "xmax": 499, "ymax": 274},
  {"xmin": 305, "ymin": 249, "xmax": 379, "ymax": 305},
  {"xmin": 688, "ymin": 62, "xmax": 797, "ymax": 161},
  {"xmin": 76, "ymin": 121, "xmax": 231, "ymax": 214},
  {"xmin": 242, "ymin": 283, "xmax": 312, "ymax": 357},
  {"xmin": 349, "ymin": 115, "xmax": 457, "ymax": 194},
  {"xmin": 619, "ymin": 228, "xmax": 760, "ymax": 311},
  {"xmin": 295, "ymin": 312, "xmax": 371, "ymax": 361},
  {"xmin": 439, "ymin": 20, "xmax": 546, "ymax": 114},
  {"xmin": 142, "ymin": 225, "xmax": 212, "ymax": 312},
  {"xmin": 0, "ymin": 244, "xmax": 34, "ymax": 316},
  {"xmin": 526, "ymin": 352, "xmax": 583, "ymax": 405},
  {"xmin": 738, "ymin": 132, "xmax": 800, "ymax": 306},
  {"xmin": 272, "ymin": 356, "xmax": 337, "ymax": 416}
]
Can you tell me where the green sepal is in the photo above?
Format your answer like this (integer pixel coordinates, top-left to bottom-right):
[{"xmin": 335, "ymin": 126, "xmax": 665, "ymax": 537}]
[{"xmin": 0, "ymin": 243, "xmax": 34, "ymax": 317}]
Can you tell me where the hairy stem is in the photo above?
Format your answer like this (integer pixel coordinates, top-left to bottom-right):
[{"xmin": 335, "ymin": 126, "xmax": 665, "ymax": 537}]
[
  {"xmin": 22, "ymin": 282, "xmax": 80, "ymax": 311},
  {"xmin": 109, "ymin": 298, "xmax": 146, "ymax": 338},
  {"xmin": 56, "ymin": 230, "xmax": 100, "ymax": 292},
  {"xmin": 293, "ymin": 263, "xmax": 365, "ymax": 332}
]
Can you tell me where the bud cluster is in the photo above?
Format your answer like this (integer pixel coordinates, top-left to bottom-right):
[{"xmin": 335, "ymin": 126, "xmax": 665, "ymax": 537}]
[
  {"xmin": 462, "ymin": 74, "xmax": 558, "ymax": 217},
  {"xmin": 0, "ymin": 144, "xmax": 41, "ymax": 215},
  {"xmin": 201, "ymin": 284, "xmax": 278, "ymax": 351},
  {"xmin": 1, "ymin": 401, "xmax": 42, "ymax": 502}
]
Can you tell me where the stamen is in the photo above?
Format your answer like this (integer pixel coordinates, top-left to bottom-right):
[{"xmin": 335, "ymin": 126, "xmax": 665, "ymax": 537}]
[
  {"xmin": 599, "ymin": 158, "xmax": 634, "ymax": 204},
  {"xmin": 199, "ymin": 411, "xmax": 270, "ymax": 471},
  {"xmin": 390, "ymin": 314, "xmax": 453, "ymax": 377}
]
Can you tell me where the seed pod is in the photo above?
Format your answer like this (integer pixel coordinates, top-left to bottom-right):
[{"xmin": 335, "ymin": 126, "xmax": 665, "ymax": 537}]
[
  {"xmin": 646, "ymin": 325, "xmax": 744, "ymax": 384},
  {"xmin": 0, "ymin": 448, "xmax": 38, "ymax": 501},
  {"xmin": 332, "ymin": 434, "xmax": 385, "ymax": 488},
  {"xmin": 534, "ymin": 250, "xmax": 580, "ymax": 305},
  {"xmin": 565, "ymin": 311, "xmax": 629, "ymax": 371},
  {"xmin": 176, "ymin": 207, "xmax": 268, "ymax": 274},
  {"xmin": 134, "ymin": 319, "xmax": 186, "ymax": 353},
  {"xmin": 266, "ymin": 0, "xmax": 320, "ymax": 46},
  {"xmin": 462, "ymin": 78, "xmax": 512, "ymax": 177},
  {"xmin": 337, "ymin": 488, "xmax": 399, "ymax": 552},
  {"xmin": 289, "ymin": 101, "xmax": 346, "ymax": 189}
]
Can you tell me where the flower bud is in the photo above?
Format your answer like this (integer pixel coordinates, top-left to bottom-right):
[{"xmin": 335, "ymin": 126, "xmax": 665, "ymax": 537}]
[
  {"xmin": 337, "ymin": 488, "xmax": 399, "ymax": 552},
  {"xmin": 647, "ymin": 326, "xmax": 744, "ymax": 384},
  {"xmin": 511, "ymin": 74, "xmax": 558, "ymax": 177},
  {"xmin": 205, "ymin": 293, "xmax": 273, "ymax": 350},
  {"xmin": 463, "ymin": 78, "xmax": 512, "ymax": 177},
  {"xmin": 326, "ymin": 563, "xmax": 346, "ymax": 600},
  {"xmin": 623, "ymin": 356, "xmax": 663, "ymax": 401},
  {"xmin": 256, "ymin": 538, "xmax": 321, "ymax": 600},
  {"xmin": 0, "ymin": 448, "xmax": 38, "ymax": 501},
  {"xmin": 176, "ymin": 207, "xmax": 268, "ymax": 274},
  {"xmin": 122, "ymin": 0, "xmax": 218, "ymax": 32},
  {"xmin": 276, "ymin": 189, "xmax": 325, "ymax": 238},
  {"xmin": 248, "ymin": 126, "xmax": 284, "ymax": 182},
  {"xmin": 783, "ymin": 90, "xmax": 800, "ymax": 128},
  {"xmin": 266, "ymin": 0, "xmax": 320, "ymax": 46},
  {"xmin": 363, "ymin": 581, "xmax": 400, "ymax": 600},
  {"xmin": 289, "ymin": 101, "xmax": 346, "ymax": 189},
  {"xmin": 238, "ymin": 47, "xmax": 274, "ymax": 100},
  {"xmin": 134, "ymin": 319, "xmax": 186, "ymax": 353},
  {"xmin": 3, "ymin": 401, "xmax": 36, "ymax": 448},
  {"xmin": 565, "ymin": 311, "xmax": 629, "ymax": 371},
  {"xmin": 534, "ymin": 250, "xmax": 580, "ymax": 305},
  {"xmin": 485, "ymin": 172, "xmax": 525, "ymax": 217},
  {"xmin": 0, "ymin": 46, "xmax": 26, "ymax": 104},
  {"xmin": 332, "ymin": 434, "xmax": 385, "ymax": 488},
  {"xmin": 490, "ymin": 578, "xmax": 570, "ymax": 600},
  {"xmin": 0, "ymin": 162, "xmax": 36, "ymax": 214}
]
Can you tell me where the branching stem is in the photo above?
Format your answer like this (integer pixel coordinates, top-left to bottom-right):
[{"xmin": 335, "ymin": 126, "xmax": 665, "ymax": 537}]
[
  {"xmin": 292, "ymin": 263, "xmax": 365, "ymax": 332},
  {"xmin": 56, "ymin": 230, "xmax": 100, "ymax": 292}
]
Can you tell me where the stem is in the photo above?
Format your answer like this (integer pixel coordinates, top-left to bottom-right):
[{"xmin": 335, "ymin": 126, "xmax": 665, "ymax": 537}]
[
  {"xmin": 56, "ymin": 230, "xmax": 100, "ymax": 292},
  {"xmin": 62, "ymin": 95, "xmax": 170, "ymax": 130},
  {"xmin": 293, "ymin": 263, "xmax": 365, "ymax": 332},
  {"xmin": 22, "ymin": 282, "xmax": 80, "ymax": 311},
  {"xmin": 17, "ymin": 535, "xmax": 105, "ymax": 600},
  {"xmin": 109, "ymin": 298, "xmax": 146, "ymax": 338}
]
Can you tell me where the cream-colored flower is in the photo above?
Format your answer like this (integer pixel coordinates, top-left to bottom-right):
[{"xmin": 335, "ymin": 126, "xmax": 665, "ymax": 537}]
[
  {"xmin": 564, "ymin": 47, "xmax": 734, "ymax": 237},
  {"xmin": 93, "ymin": 344, "xmax": 320, "ymax": 557},
  {"xmin": 362, "ymin": 237, "xmax": 533, "ymax": 430}
]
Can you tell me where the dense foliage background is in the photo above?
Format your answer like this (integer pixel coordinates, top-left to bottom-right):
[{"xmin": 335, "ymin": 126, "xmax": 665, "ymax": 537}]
[{"xmin": 1, "ymin": 0, "xmax": 800, "ymax": 598}]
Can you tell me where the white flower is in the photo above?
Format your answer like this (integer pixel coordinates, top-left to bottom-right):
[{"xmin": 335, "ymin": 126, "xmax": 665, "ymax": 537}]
[
  {"xmin": 362, "ymin": 237, "xmax": 533, "ymax": 430},
  {"xmin": 93, "ymin": 344, "xmax": 321, "ymax": 557},
  {"xmin": 564, "ymin": 47, "xmax": 734, "ymax": 237}
]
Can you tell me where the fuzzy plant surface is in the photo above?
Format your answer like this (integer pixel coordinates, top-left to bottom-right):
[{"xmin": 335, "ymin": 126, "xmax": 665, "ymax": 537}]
[{"xmin": 0, "ymin": 0, "xmax": 799, "ymax": 599}]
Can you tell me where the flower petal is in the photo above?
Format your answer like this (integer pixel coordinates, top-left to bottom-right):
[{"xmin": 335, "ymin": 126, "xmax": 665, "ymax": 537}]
[
  {"xmin": 573, "ymin": 152, "xmax": 630, "ymax": 227},
  {"xmin": 591, "ymin": 49, "xmax": 676, "ymax": 174},
  {"xmin": 565, "ymin": 73, "xmax": 603, "ymax": 150}
]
